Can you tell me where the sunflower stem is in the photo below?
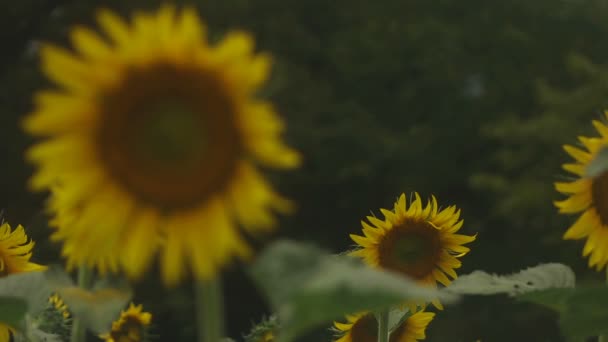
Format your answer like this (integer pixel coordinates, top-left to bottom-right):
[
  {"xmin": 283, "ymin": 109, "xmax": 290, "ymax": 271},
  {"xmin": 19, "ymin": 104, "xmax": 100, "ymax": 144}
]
[
  {"xmin": 377, "ymin": 310, "xmax": 390, "ymax": 342},
  {"xmin": 599, "ymin": 268, "xmax": 608, "ymax": 342},
  {"xmin": 196, "ymin": 277, "xmax": 225, "ymax": 342},
  {"xmin": 70, "ymin": 265, "xmax": 91, "ymax": 342}
]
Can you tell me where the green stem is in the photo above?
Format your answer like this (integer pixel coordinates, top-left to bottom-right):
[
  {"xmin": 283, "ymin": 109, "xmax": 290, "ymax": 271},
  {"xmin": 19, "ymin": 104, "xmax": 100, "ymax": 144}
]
[
  {"xmin": 196, "ymin": 277, "xmax": 225, "ymax": 342},
  {"xmin": 599, "ymin": 268, "xmax": 608, "ymax": 342},
  {"xmin": 70, "ymin": 266, "xmax": 91, "ymax": 342},
  {"xmin": 377, "ymin": 310, "xmax": 389, "ymax": 342}
]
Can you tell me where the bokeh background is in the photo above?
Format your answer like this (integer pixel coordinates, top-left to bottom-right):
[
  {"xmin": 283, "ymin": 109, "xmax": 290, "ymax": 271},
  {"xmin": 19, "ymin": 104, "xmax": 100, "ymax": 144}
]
[{"xmin": 2, "ymin": 0, "xmax": 608, "ymax": 341}]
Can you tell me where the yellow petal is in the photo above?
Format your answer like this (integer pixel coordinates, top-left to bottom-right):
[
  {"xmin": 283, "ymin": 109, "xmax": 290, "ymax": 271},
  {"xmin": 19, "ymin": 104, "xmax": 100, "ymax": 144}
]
[
  {"xmin": 554, "ymin": 192, "xmax": 592, "ymax": 213},
  {"xmin": 593, "ymin": 120, "xmax": 608, "ymax": 138},
  {"xmin": 562, "ymin": 163, "xmax": 585, "ymax": 176},
  {"xmin": 563, "ymin": 209, "xmax": 596, "ymax": 240},
  {"xmin": 395, "ymin": 193, "xmax": 407, "ymax": 216},
  {"xmin": 71, "ymin": 26, "xmax": 111, "ymax": 60},
  {"xmin": 41, "ymin": 45, "xmax": 89, "ymax": 93},
  {"xmin": 563, "ymin": 145, "xmax": 591, "ymax": 163},
  {"xmin": 555, "ymin": 179, "xmax": 590, "ymax": 194},
  {"xmin": 97, "ymin": 9, "xmax": 131, "ymax": 46}
]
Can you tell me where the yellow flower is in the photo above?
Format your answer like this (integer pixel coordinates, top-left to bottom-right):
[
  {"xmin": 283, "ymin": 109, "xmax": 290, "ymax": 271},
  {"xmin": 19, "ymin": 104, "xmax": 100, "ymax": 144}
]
[
  {"xmin": 349, "ymin": 193, "xmax": 475, "ymax": 309},
  {"xmin": 333, "ymin": 310, "xmax": 435, "ymax": 342},
  {"xmin": 0, "ymin": 222, "xmax": 46, "ymax": 342},
  {"xmin": 554, "ymin": 112, "xmax": 608, "ymax": 271},
  {"xmin": 24, "ymin": 6, "xmax": 300, "ymax": 286},
  {"xmin": 99, "ymin": 303, "xmax": 152, "ymax": 342}
]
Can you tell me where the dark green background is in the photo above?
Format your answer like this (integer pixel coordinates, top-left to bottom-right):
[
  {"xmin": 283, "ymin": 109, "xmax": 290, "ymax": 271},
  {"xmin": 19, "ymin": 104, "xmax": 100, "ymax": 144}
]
[{"xmin": 1, "ymin": 0, "xmax": 607, "ymax": 341}]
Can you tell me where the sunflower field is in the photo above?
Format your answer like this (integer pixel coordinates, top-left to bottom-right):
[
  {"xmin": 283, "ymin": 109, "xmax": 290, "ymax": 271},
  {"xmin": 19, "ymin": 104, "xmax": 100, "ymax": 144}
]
[{"xmin": 1, "ymin": 0, "xmax": 608, "ymax": 341}]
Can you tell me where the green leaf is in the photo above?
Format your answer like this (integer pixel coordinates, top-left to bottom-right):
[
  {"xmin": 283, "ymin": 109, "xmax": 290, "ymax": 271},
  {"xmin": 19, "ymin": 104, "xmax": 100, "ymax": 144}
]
[
  {"xmin": 45, "ymin": 266, "xmax": 132, "ymax": 334},
  {"xmin": 518, "ymin": 286, "xmax": 608, "ymax": 338},
  {"xmin": 516, "ymin": 287, "xmax": 574, "ymax": 312},
  {"xmin": 585, "ymin": 146, "xmax": 608, "ymax": 178},
  {"xmin": 0, "ymin": 296, "xmax": 27, "ymax": 329},
  {"xmin": 250, "ymin": 240, "xmax": 458, "ymax": 342},
  {"xmin": 0, "ymin": 271, "xmax": 52, "ymax": 315},
  {"xmin": 445, "ymin": 263, "xmax": 575, "ymax": 296}
]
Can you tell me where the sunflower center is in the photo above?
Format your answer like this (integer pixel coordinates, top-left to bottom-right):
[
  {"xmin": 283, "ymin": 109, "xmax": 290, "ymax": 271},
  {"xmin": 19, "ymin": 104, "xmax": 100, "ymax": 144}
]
[
  {"xmin": 350, "ymin": 314, "xmax": 377, "ymax": 342},
  {"xmin": 134, "ymin": 101, "xmax": 207, "ymax": 165},
  {"xmin": 377, "ymin": 220, "xmax": 441, "ymax": 279},
  {"xmin": 110, "ymin": 317, "xmax": 144, "ymax": 342},
  {"xmin": 98, "ymin": 63, "xmax": 241, "ymax": 210},
  {"xmin": 591, "ymin": 171, "xmax": 608, "ymax": 225}
]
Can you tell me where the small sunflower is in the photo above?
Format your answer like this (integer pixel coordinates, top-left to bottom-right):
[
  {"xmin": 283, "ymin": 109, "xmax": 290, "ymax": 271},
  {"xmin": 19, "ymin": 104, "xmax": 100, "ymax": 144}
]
[
  {"xmin": 99, "ymin": 303, "xmax": 152, "ymax": 342},
  {"xmin": 24, "ymin": 6, "xmax": 300, "ymax": 285},
  {"xmin": 0, "ymin": 222, "xmax": 46, "ymax": 342},
  {"xmin": 555, "ymin": 112, "xmax": 608, "ymax": 271},
  {"xmin": 349, "ymin": 193, "xmax": 475, "ymax": 309},
  {"xmin": 36, "ymin": 293, "xmax": 71, "ymax": 340},
  {"xmin": 49, "ymin": 293, "xmax": 70, "ymax": 320},
  {"xmin": 333, "ymin": 310, "xmax": 435, "ymax": 342},
  {"xmin": 244, "ymin": 316, "xmax": 278, "ymax": 342}
]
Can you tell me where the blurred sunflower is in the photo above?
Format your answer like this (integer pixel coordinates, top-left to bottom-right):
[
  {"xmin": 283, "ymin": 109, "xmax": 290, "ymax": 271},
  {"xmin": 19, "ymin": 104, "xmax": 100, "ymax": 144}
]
[
  {"xmin": 257, "ymin": 332, "xmax": 274, "ymax": 342},
  {"xmin": 24, "ymin": 6, "xmax": 300, "ymax": 285},
  {"xmin": 349, "ymin": 193, "xmax": 475, "ymax": 309},
  {"xmin": 99, "ymin": 303, "xmax": 152, "ymax": 342},
  {"xmin": 555, "ymin": 112, "xmax": 608, "ymax": 271},
  {"xmin": 0, "ymin": 222, "xmax": 46, "ymax": 342},
  {"xmin": 333, "ymin": 310, "xmax": 435, "ymax": 342}
]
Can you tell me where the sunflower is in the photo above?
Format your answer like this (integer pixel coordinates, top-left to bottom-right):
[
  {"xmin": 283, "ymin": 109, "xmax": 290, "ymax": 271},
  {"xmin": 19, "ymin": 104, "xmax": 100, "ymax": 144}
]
[
  {"xmin": 0, "ymin": 222, "xmax": 46, "ymax": 342},
  {"xmin": 554, "ymin": 112, "xmax": 608, "ymax": 271},
  {"xmin": 36, "ymin": 293, "xmax": 71, "ymax": 340},
  {"xmin": 333, "ymin": 310, "xmax": 435, "ymax": 342},
  {"xmin": 349, "ymin": 193, "xmax": 475, "ymax": 309},
  {"xmin": 99, "ymin": 303, "xmax": 152, "ymax": 342},
  {"xmin": 49, "ymin": 293, "xmax": 70, "ymax": 320},
  {"xmin": 244, "ymin": 316, "xmax": 278, "ymax": 342},
  {"xmin": 24, "ymin": 6, "xmax": 300, "ymax": 285}
]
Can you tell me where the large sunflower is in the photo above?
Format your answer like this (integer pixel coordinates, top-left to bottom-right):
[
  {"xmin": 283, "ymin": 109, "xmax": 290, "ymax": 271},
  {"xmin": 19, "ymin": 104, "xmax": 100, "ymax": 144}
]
[
  {"xmin": 349, "ymin": 193, "xmax": 475, "ymax": 309},
  {"xmin": 554, "ymin": 112, "xmax": 608, "ymax": 271},
  {"xmin": 0, "ymin": 222, "xmax": 46, "ymax": 342},
  {"xmin": 24, "ymin": 6, "xmax": 300, "ymax": 285},
  {"xmin": 99, "ymin": 303, "xmax": 152, "ymax": 342},
  {"xmin": 333, "ymin": 310, "xmax": 435, "ymax": 342}
]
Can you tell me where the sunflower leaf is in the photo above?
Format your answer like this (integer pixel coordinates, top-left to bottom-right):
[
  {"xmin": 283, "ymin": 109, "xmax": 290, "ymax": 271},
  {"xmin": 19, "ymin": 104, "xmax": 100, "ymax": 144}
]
[
  {"xmin": 250, "ymin": 240, "xmax": 458, "ymax": 342},
  {"xmin": 584, "ymin": 146, "xmax": 608, "ymax": 177},
  {"xmin": 0, "ymin": 271, "xmax": 52, "ymax": 315},
  {"xmin": 443, "ymin": 263, "xmax": 575, "ymax": 296},
  {"xmin": 518, "ymin": 286, "xmax": 608, "ymax": 339},
  {"xmin": 45, "ymin": 267, "xmax": 132, "ymax": 334},
  {"xmin": 0, "ymin": 296, "xmax": 27, "ymax": 329}
]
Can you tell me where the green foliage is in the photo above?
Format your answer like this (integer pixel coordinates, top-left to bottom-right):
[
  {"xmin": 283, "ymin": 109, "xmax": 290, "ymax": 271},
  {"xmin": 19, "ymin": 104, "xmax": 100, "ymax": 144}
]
[
  {"xmin": 518, "ymin": 286, "xmax": 608, "ymax": 339},
  {"xmin": 0, "ymin": 296, "xmax": 27, "ymax": 330},
  {"xmin": 33, "ymin": 298, "xmax": 71, "ymax": 341},
  {"xmin": 250, "ymin": 240, "xmax": 457, "ymax": 342},
  {"xmin": 445, "ymin": 263, "xmax": 575, "ymax": 296},
  {"xmin": 0, "ymin": 272, "xmax": 51, "ymax": 316},
  {"xmin": 243, "ymin": 316, "xmax": 278, "ymax": 342},
  {"xmin": 45, "ymin": 267, "xmax": 132, "ymax": 334}
]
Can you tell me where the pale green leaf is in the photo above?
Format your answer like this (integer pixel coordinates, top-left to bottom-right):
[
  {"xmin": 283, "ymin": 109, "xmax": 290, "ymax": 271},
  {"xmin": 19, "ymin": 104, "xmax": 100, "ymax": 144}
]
[
  {"xmin": 250, "ymin": 240, "xmax": 458, "ymax": 342},
  {"xmin": 444, "ymin": 263, "xmax": 575, "ymax": 296}
]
